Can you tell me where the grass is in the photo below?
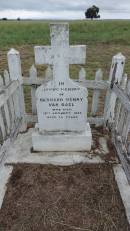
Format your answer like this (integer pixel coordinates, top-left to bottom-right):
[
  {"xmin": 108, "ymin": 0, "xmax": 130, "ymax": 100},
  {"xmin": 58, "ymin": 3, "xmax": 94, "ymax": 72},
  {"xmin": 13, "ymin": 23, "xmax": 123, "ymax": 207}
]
[
  {"xmin": 0, "ymin": 20, "xmax": 130, "ymax": 47},
  {"xmin": 0, "ymin": 20, "xmax": 130, "ymax": 79},
  {"xmin": 0, "ymin": 20, "xmax": 130, "ymax": 112}
]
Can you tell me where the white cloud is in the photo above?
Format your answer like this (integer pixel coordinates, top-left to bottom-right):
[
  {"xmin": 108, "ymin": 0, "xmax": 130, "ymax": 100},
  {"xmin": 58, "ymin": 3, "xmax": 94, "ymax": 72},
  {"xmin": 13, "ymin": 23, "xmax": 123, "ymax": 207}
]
[
  {"xmin": 0, "ymin": 10, "xmax": 84, "ymax": 19},
  {"xmin": 0, "ymin": 0, "xmax": 129, "ymax": 19}
]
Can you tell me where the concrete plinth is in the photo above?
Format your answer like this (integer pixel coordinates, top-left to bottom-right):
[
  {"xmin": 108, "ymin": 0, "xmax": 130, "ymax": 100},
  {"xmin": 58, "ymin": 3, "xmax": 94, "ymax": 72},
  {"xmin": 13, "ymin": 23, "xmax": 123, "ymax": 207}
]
[{"xmin": 32, "ymin": 123, "xmax": 92, "ymax": 152}]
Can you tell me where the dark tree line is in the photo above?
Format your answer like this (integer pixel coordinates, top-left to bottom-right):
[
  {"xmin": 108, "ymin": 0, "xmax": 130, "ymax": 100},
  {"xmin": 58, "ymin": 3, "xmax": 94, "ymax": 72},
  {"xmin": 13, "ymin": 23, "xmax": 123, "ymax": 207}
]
[{"xmin": 85, "ymin": 5, "xmax": 100, "ymax": 20}]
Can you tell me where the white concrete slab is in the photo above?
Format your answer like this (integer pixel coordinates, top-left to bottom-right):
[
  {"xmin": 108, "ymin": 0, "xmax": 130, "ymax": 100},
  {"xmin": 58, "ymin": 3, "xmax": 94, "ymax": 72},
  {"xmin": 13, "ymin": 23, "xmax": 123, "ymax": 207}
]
[
  {"xmin": 5, "ymin": 128, "xmax": 103, "ymax": 166},
  {"xmin": 0, "ymin": 165, "xmax": 13, "ymax": 209},
  {"xmin": 99, "ymin": 137, "xmax": 109, "ymax": 154},
  {"xmin": 113, "ymin": 164, "xmax": 130, "ymax": 225},
  {"xmin": 32, "ymin": 123, "xmax": 92, "ymax": 152}
]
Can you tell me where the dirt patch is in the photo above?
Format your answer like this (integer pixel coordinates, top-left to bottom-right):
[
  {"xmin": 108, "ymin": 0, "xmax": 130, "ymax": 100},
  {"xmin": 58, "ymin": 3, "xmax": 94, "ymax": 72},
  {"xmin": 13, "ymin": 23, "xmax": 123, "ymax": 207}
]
[
  {"xmin": 0, "ymin": 164, "xmax": 129, "ymax": 231},
  {"xmin": 90, "ymin": 127, "xmax": 118, "ymax": 163}
]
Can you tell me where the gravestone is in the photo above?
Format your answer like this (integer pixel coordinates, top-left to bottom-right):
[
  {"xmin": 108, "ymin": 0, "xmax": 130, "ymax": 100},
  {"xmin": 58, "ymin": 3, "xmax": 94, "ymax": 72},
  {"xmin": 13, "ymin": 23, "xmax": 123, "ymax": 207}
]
[{"xmin": 32, "ymin": 23, "xmax": 92, "ymax": 151}]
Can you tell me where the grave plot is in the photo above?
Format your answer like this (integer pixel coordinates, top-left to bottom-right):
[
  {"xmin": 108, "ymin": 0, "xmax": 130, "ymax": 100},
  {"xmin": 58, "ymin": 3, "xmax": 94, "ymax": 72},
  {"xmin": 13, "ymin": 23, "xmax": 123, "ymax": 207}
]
[
  {"xmin": 0, "ymin": 22, "xmax": 130, "ymax": 230},
  {"xmin": 0, "ymin": 164, "xmax": 130, "ymax": 231}
]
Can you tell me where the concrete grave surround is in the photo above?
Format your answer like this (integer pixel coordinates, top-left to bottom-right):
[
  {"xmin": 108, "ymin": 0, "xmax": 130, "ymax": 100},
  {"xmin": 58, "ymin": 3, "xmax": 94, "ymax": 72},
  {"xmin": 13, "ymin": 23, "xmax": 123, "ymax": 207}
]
[{"xmin": 32, "ymin": 23, "xmax": 92, "ymax": 151}]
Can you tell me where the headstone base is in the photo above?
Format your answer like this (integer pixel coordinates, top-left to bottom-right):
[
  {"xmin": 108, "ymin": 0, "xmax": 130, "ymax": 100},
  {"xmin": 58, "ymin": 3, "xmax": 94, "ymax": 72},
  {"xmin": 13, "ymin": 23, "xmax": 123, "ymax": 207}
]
[{"xmin": 32, "ymin": 123, "xmax": 92, "ymax": 152}]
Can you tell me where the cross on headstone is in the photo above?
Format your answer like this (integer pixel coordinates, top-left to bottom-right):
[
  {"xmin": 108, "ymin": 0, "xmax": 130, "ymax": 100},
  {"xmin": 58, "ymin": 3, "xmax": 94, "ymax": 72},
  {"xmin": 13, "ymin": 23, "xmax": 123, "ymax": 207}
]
[
  {"xmin": 32, "ymin": 23, "xmax": 92, "ymax": 151},
  {"xmin": 34, "ymin": 23, "xmax": 88, "ymax": 132},
  {"xmin": 35, "ymin": 23, "xmax": 86, "ymax": 84}
]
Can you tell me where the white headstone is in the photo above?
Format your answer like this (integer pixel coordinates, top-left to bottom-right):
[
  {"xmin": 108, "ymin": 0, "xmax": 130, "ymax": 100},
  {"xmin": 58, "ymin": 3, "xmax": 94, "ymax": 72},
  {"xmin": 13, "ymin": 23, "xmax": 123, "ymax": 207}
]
[{"xmin": 32, "ymin": 23, "xmax": 92, "ymax": 151}]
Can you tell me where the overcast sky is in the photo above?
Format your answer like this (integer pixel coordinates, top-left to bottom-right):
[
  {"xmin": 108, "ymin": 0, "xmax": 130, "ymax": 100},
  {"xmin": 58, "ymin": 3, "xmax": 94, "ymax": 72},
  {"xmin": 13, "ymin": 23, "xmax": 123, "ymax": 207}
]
[{"xmin": 0, "ymin": 0, "xmax": 130, "ymax": 19}]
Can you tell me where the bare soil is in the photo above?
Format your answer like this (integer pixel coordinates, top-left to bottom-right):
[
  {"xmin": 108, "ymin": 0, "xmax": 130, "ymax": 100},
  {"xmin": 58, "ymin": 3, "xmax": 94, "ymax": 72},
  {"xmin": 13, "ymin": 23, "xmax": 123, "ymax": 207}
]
[{"xmin": 0, "ymin": 164, "xmax": 129, "ymax": 231}]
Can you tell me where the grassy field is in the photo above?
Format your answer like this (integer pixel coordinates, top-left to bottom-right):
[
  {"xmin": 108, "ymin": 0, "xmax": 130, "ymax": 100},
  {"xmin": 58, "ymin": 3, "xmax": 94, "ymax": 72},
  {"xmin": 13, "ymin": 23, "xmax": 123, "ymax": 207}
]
[
  {"xmin": 0, "ymin": 20, "xmax": 130, "ymax": 47},
  {"xmin": 0, "ymin": 20, "xmax": 130, "ymax": 112},
  {"xmin": 0, "ymin": 20, "xmax": 130, "ymax": 79}
]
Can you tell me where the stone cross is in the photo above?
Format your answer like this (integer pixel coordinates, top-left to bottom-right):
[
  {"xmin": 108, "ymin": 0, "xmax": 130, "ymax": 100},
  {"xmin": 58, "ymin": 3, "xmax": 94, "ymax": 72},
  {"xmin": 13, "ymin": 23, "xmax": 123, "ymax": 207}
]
[
  {"xmin": 35, "ymin": 23, "xmax": 86, "ymax": 84},
  {"xmin": 32, "ymin": 23, "xmax": 92, "ymax": 151},
  {"xmin": 34, "ymin": 23, "xmax": 88, "ymax": 132}
]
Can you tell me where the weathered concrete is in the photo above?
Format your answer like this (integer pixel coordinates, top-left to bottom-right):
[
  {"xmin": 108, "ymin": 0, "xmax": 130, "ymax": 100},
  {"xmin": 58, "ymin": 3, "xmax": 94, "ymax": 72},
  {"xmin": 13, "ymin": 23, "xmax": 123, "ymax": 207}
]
[
  {"xmin": 32, "ymin": 123, "xmax": 92, "ymax": 152},
  {"xmin": 0, "ymin": 165, "xmax": 13, "ymax": 209},
  {"xmin": 99, "ymin": 137, "xmax": 109, "ymax": 154},
  {"xmin": 5, "ymin": 129, "xmax": 103, "ymax": 165},
  {"xmin": 113, "ymin": 164, "xmax": 130, "ymax": 225}
]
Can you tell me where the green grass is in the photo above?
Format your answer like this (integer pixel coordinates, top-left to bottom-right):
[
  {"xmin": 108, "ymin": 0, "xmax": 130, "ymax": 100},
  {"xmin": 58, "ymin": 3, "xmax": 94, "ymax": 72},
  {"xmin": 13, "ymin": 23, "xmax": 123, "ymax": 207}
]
[
  {"xmin": 0, "ymin": 20, "xmax": 130, "ymax": 47},
  {"xmin": 0, "ymin": 19, "xmax": 130, "ymax": 113},
  {"xmin": 0, "ymin": 20, "xmax": 130, "ymax": 79}
]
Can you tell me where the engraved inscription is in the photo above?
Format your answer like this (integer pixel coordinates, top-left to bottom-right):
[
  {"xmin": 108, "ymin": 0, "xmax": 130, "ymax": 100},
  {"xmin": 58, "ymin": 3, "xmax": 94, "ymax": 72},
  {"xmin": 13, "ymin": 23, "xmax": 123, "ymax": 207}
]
[
  {"xmin": 36, "ymin": 80, "xmax": 87, "ymax": 132},
  {"xmin": 38, "ymin": 82, "xmax": 83, "ymax": 121}
]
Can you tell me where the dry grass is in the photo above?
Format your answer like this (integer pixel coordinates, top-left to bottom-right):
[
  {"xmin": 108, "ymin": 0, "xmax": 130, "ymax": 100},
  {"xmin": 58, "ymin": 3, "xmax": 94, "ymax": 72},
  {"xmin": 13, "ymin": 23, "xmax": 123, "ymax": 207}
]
[{"xmin": 0, "ymin": 164, "xmax": 129, "ymax": 231}]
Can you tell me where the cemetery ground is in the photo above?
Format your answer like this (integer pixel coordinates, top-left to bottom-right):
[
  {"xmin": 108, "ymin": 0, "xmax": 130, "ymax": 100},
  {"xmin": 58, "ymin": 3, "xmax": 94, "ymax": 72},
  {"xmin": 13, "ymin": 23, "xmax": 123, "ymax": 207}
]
[
  {"xmin": 0, "ymin": 127, "xmax": 130, "ymax": 230},
  {"xmin": 0, "ymin": 126, "xmax": 129, "ymax": 231},
  {"xmin": 0, "ymin": 163, "xmax": 130, "ymax": 231},
  {"xmin": 0, "ymin": 20, "xmax": 130, "ymax": 230}
]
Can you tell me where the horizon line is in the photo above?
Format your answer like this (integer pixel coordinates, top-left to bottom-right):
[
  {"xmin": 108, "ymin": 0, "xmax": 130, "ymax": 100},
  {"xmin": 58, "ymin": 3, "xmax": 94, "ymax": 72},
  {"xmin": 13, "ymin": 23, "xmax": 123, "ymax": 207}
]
[{"xmin": 0, "ymin": 18, "xmax": 130, "ymax": 20}]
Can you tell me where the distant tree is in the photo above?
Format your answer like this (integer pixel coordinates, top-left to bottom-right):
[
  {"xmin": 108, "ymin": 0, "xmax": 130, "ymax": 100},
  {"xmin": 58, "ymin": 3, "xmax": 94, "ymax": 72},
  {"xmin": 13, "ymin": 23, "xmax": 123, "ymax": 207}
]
[
  {"xmin": 85, "ymin": 5, "xmax": 100, "ymax": 20},
  {"xmin": 2, "ymin": 18, "xmax": 7, "ymax": 21},
  {"xmin": 17, "ymin": 17, "xmax": 21, "ymax": 21}
]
